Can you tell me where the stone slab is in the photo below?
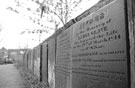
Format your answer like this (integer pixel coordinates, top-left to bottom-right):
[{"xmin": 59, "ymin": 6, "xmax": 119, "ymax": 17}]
[
  {"xmin": 72, "ymin": 0, "xmax": 128, "ymax": 88},
  {"xmin": 33, "ymin": 46, "xmax": 40, "ymax": 78},
  {"xmin": 56, "ymin": 26, "xmax": 73, "ymax": 88},
  {"xmin": 41, "ymin": 42, "xmax": 48, "ymax": 82},
  {"xmin": 48, "ymin": 38, "xmax": 56, "ymax": 88}
]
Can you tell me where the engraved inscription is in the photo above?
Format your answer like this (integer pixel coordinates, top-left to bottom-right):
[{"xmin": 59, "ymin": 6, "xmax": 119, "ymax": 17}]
[
  {"xmin": 72, "ymin": 0, "xmax": 128, "ymax": 88},
  {"xmin": 56, "ymin": 27, "xmax": 72, "ymax": 88},
  {"xmin": 56, "ymin": 29, "xmax": 72, "ymax": 72}
]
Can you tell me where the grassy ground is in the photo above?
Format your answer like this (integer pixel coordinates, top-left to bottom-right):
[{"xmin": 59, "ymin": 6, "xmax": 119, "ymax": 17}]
[{"xmin": 15, "ymin": 63, "xmax": 49, "ymax": 88}]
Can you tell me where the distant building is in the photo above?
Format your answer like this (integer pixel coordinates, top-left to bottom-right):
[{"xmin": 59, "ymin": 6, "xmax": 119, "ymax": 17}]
[{"xmin": 8, "ymin": 49, "xmax": 27, "ymax": 62}]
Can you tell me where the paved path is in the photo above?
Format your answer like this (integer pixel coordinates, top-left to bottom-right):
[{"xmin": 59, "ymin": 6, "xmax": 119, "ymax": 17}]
[{"xmin": 0, "ymin": 64, "xmax": 27, "ymax": 88}]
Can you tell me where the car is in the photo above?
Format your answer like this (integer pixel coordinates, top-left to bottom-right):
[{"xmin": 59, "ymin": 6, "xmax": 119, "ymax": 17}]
[{"xmin": 4, "ymin": 58, "xmax": 13, "ymax": 64}]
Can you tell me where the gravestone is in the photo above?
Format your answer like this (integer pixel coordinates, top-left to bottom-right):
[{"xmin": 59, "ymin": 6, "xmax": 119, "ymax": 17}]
[
  {"xmin": 72, "ymin": 0, "xmax": 129, "ymax": 88},
  {"xmin": 48, "ymin": 38, "xmax": 56, "ymax": 88},
  {"xmin": 28, "ymin": 50, "xmax": 32, "ymax": 71},
  {"xmin": 41, "ymin": 42, "xmax": 48, "ymax": 82},
  {"xmin": 30, "ymin": 50, "xmax": 34, "ymax": 72},
  {"xmin": 23, "ymin": 51, "xmax": 28, "ymax": 68},
  {"xmin": 33, "ymin": 46, "xmax": 41, "ymax": 78},
  {"xmin": 56, "ymin": 26, "xmax": 73, "ymax": 88}
]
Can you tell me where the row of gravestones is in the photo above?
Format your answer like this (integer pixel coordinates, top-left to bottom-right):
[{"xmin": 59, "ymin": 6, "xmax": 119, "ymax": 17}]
[
  {"xmin": 55, "ymin": 0, "xmax": 133, "ymax": 88},
  {"xmin": 23, "ymin": 0, "xmax": 135, "ymax": 88}
]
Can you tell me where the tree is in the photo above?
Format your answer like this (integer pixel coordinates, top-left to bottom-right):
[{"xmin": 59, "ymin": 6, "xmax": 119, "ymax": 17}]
[
  {"xmin": 6, "ymin": 0, "xmax": 54, "ymax": 33},
  {"xmin": 40, "ymin": 0, "xmax": 83, "ymax": 28},
  {"xmin": 5, "ymin": 0, "xmax": 95, "ymax": 47},
  {"xmin": 6, "ymin": 0, "xmax": 55, "ymax": 46}
]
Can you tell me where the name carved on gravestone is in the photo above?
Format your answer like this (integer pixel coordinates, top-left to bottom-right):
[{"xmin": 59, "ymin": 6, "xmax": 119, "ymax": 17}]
[{"xmin": 72, "ymin": 0, "xmax": 128, "ymax": 88}]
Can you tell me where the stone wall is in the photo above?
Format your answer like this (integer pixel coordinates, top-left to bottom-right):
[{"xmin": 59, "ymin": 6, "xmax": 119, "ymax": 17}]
[{"xmin": 22, "ymin": 0, "xmax": 135, "ymax": 88}]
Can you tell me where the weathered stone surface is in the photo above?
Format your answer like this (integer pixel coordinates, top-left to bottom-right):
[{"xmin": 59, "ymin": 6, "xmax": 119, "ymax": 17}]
[
  {"xmin": 28, "ymin": 50, "xmax": 31, "ymax": 71},
  {"xmin": 56, "ymin": 26, "xmax": 73, "ymax": 88},
  {"xmin": 48, "ymin": 38, "xmax": 56, "ymax": 88},
  {"xmin": 33, "ymin": 46, "xmax": 41, "ymax": 79},
  {"xmin": 27, "ymin": 49, "xmax": 34, "ymax": 73},
  {"xmin": 23, "ymin": 51, "xmax": 29, "ymax": 68},
  {"xmin": 31, "ymin": 50, "xmax": 34, "ymax": 72},
  {"xmin": 127, "ymin": 0, "xmax": 135, "ymax": 88},
  {"xmin": 41, "ymin": 42, "xmax": 48, "ymax": 82},
  {"xmin": 72, "ymin": 0, "xmax": 128, "ymax": 88}
]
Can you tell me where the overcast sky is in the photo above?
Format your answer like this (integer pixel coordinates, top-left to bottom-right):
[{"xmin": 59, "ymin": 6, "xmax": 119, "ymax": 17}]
[{"xmin": 0, "ymin": 0, "xmax": 99, "ymax": 49}]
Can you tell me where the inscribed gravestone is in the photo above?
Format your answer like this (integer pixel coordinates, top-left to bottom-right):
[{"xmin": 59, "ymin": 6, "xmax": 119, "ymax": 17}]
[
  {"xmin": 56, "ymin": 26, "xmax": 73, "ymax": 88},
  {"xmin": 72, "ymin": 0, "xmax": 128, "ymax": 88}
]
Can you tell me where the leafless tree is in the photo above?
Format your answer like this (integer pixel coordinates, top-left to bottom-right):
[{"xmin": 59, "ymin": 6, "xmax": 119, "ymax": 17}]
[
  {"xmin": 40, "ymin": 0, "xmax": 83, "ymax": 28},
  {"xmin": 6, "ymin": 0, "xmax": 88, "ymax": 46}
]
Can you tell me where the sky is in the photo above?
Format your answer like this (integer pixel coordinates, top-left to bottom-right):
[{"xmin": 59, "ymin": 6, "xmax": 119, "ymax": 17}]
[{"xmin": 0, "ymin": 0, "xmax": 99, "ymax": 49}]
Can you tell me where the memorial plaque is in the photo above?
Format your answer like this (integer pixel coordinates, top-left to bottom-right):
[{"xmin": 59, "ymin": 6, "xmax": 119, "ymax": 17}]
[
  {"xmin": 33, "ymin": 48, "xmax": 36, "ymax": 75},
  {"xmin": 56, "ymin": 26, "xmax": 73, "ymax": 88},
  {"xmin": 41, "ymin": 42, "xmax": 48, "ymax": 82},
  {"xmin": 72, "ymin": 0, "xmax": 128, "ymax": 88},
  {"xmin": 48, "ymin": 38, "xmax": 56, "ymax": 88},
  {"xmin": 31, "ymin": 50, "xmax": 34, "ymax": 72},
  {"xmin": 28, "ymin": 50, "xmax": 32, "ymax": 71},
  {"xmin": 34, "ymin": 46, "xmax": 40, "ymax": 78},
  {"xmin": 24, "ymin": 51, "xmax": 28, "ymax": 68}
]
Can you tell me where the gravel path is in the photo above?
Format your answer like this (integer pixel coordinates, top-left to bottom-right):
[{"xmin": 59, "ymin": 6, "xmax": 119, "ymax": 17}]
[{"xmin": 0, "ymin": 64, "xmax": 28, "ymax": 88}]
